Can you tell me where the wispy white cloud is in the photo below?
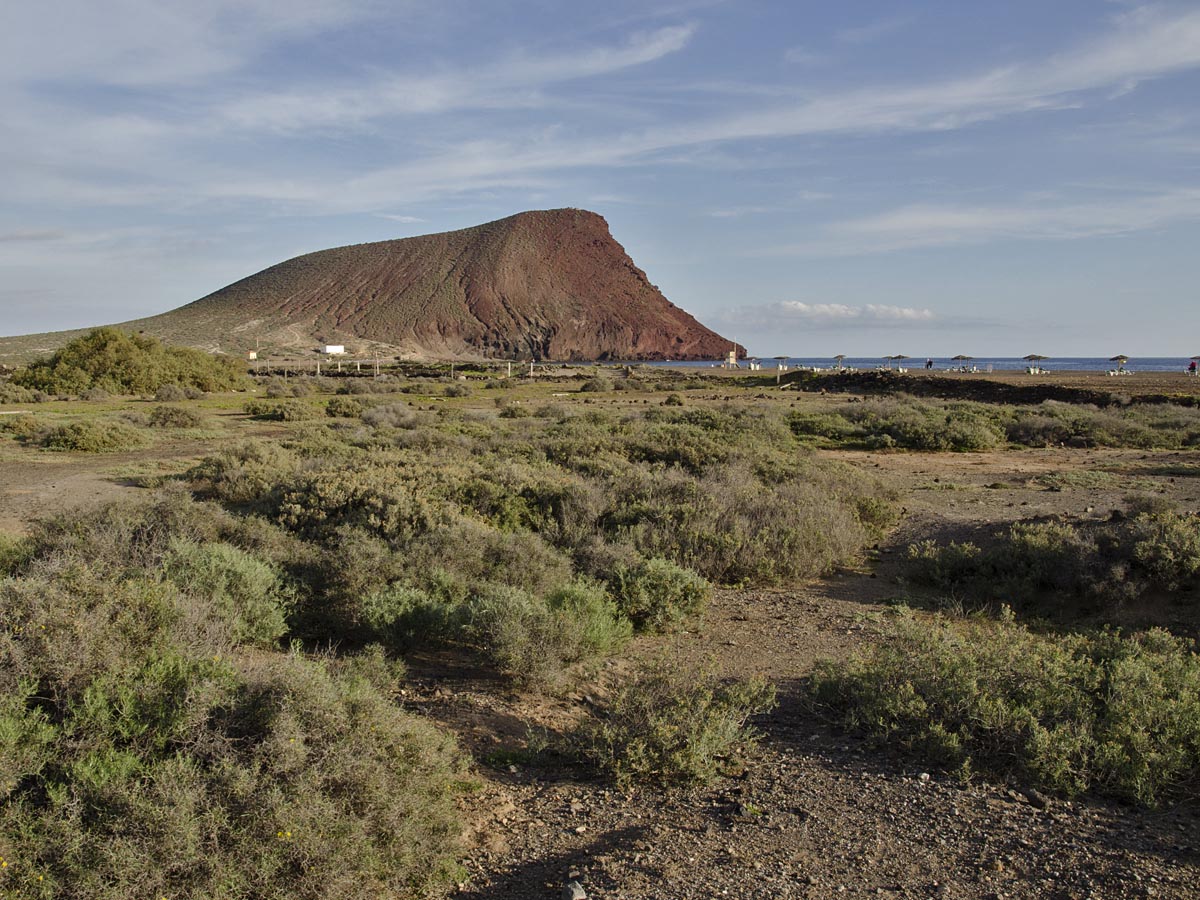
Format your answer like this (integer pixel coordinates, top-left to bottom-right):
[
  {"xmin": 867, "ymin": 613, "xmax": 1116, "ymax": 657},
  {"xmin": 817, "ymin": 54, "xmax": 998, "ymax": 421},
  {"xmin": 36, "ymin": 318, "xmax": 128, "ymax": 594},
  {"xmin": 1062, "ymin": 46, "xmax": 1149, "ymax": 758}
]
[
  {"xmin": 766, "ymin": 186, "xmax": 1200, "ymax": 255},
  {"xmin": 215, "ymin": 24, "xmax": 697, "ymax": 132},
  {"xmin": 376, "ymin": 214, "xmax": 426, "ymax": 223},
  {"xmin": 725, "ymin": 300, "xmax": 935, "ymax": 329},
  {"xmin": 7, "ymin": 3, "xmax": 1200, "ymax": 223},
  {"xmin": 233, "ymin": 6, "xmax": 1200, "ymax": 212},
  {"xmin": 707, "ymin": 193, "xmax": 832, "ymax": 217},
  {"xmin": 0, "ymin": 0, "xmax": 392, "ymax": 87}
]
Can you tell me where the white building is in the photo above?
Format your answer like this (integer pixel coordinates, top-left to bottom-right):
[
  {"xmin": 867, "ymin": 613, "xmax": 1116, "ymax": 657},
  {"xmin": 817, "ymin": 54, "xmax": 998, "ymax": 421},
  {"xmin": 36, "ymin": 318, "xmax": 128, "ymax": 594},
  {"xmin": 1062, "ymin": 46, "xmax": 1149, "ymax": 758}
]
[{"xmin": 320, "ymin": 344, "xmax": 346, "ymax": 355}]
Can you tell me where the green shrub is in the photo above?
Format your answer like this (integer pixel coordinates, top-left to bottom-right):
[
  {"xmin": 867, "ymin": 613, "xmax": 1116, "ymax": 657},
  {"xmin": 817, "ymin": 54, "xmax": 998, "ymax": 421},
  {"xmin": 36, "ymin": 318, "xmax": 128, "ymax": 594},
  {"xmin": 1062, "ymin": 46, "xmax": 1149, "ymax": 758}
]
[
  {"xmin": 444, "ymin": 383, "xmax": 470, "ymax": 398},
  {"xmin": 794, "ymin": 396, "xmax": 1200, "ymax": 452},
  {"xmin": 809, "ymin": 609, "xmax": 1200, "ymax": 805},
  {"xmin": 626, "ymin": 423, "xmax": 728, "ymax": 473},
  {"xmin": 1131, "ymin": 512, "xmax": 1200, "ymax": 590},
  {"xmin": 0, "ymin": 571, "xmax": 465, "ymax": 898},
  {"xmin": 154, "ymin": 383, "xmax": 187, "ymax": 401},
  {"xmin": 662, "ymin": 392, "xmax": 684, "ymax": 407},
  {"xmin": 572, "ymin": 660, "xmax": 776, "ymax": 786},
  {"xmin": 498, "ymin": 403, "xmax": 532, "ymax": 419},
  {"xmin": 848, "ymin": 399, "xmax": 1005, "ymax": 451},
  {"xmin": 787, "ymin": 411, "xmax": 854, "ymax": 440},
  {"xmin": 0, "ymin": 382, "xmax": 39, "ymax": 404},
  {"xmin": 461, "ymin": 584, "xmax": 571, "ymax": 685},
  {"xmin": 325, "ymin": 395, "xmax": 364, "ymax": 418},
  {"xmin": 40, "ymin": 419, "xmax": 146, "ymax": 453},
  {"xmin": 188, "ymin": 441, "xmax": 301, "ymax": 508},
  {"xmin": 579, "ymin": 375, "xmax": 614, "ymax": 393},
  {"xmin": 362, "ymin": 402, "xmax": 417, "ymax": 429},
  {"xmin": 23, "ymin": 490, "xmax": 232, "ymax": 577},
  {"xmin": 403, "ymin": 517, "xmax": 572, "ymax": 598},
  {"xmin": 0, "ymin": 534, "xmax": 30, "ymax": 575},
  {"xmin": 0, "ymin": 414, "xmax": 39, "ymax": 440},
  {"xmin": 545, "ymin": 579, "xmax": 632, "ymax": 656},
  {"xmin": 146, "ymin": 404, "xmax": 204, "ymax": 428},
  {"xmin": 533, "ymin": 402, "xmax": 569, "ymax": 419},
  {"xmin": 361, "ymin": 585, "xmax": 449, "ymax": 646},
  {"xmin": 905, "ymin": 509, "xmax": 1200, "ymax": 610},
  {"xmin": 243, "ymin": 399, "xmax": 316, "ymax": 421},
  {"xmin": 13, "ymin": 328, "xmax": 247, "ymax": 395},
  {"xmin": 606, "ymin": 460, "xmax": 890, "ymax": 585},
  {"xmin": 265, "ymin": 377, "xmax": 308, "ymax": 399},
  {"xmin": 275, "ymin": 466, "xmax": 436, "ymax": 545},
  {"xmin": 610, "ymin": 557, "xmax": 709, "ymax": 632},
  {"xmin": 162, "ymin": 539, "xmax": 292, "ymax": 647}
]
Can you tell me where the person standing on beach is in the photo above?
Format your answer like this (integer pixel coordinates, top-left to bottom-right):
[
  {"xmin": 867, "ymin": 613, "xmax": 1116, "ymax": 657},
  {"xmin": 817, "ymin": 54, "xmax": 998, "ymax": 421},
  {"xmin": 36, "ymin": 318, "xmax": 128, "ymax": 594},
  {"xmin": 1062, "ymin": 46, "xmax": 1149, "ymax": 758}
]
[
  {"xmin": 925, "ymin": 358, "xmax": 933, "ymax": 370},
  {"xmin": 1189, "ymin": 360, "xmax": 1197, "ymax": 375}
]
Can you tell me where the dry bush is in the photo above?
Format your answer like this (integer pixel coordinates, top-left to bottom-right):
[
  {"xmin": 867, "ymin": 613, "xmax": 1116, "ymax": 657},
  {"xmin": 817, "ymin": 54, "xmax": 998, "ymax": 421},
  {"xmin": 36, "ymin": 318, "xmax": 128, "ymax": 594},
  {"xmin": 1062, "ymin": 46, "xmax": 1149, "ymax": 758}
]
[
  {"xmin": 572, "ymin": 660, "xmax": 776, "ymax": 786},
  {"xmin": 362, "ymin": 401, "xmax": 417, "ymax": 429},
  {"xmin": 325, "ymin": 395, "xmax": 364, "ymax": 418},
  {"xmin": 0, "ymin": 414, "xmax": 40, "ymax": 440},
  {"xmin": 40, "ymin": 419, "xmax": 146, "ymax": 453},
  {"xmin": 243, "ymin": 399, "xmax": 316, "ymax": 421},
  {"xmin": 0, "ymin": 574, "xmax": 465, "ymax": 898},
  {"xmin": 154, "ymin": 383, "xmax": 187, "ymax": 401},
  {"xmin": 146, "ymin": 404, "xmax": 204, "ymax": 428},
  {"xmin": 810, "ymin": 608, "xmax": 1200, "ymax": 805}
]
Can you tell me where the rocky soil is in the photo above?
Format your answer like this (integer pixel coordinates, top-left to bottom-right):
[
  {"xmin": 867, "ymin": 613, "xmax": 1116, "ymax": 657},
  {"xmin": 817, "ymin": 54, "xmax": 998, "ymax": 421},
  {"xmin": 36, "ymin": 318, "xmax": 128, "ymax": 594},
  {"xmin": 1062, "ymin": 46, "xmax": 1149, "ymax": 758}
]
[{"xmin": 402, "ymin": 445, "xmax": 1200, "ymax": 900}]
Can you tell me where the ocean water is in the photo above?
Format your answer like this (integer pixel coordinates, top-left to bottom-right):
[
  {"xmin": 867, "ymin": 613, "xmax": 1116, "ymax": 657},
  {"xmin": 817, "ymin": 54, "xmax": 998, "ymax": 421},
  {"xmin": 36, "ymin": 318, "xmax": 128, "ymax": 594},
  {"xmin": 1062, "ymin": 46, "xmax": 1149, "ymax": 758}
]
[{"xmin": 632, "ymin": 357, "xmax": 1194, "ymax": 373}]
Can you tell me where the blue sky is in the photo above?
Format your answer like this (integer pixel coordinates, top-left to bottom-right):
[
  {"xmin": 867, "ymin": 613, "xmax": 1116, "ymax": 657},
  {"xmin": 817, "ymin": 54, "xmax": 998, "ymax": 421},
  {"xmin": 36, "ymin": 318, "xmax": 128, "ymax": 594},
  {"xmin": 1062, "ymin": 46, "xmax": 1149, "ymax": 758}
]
[{"xmin": 3, "ymin": 1, "xmax": 1200, "ymax": 356}]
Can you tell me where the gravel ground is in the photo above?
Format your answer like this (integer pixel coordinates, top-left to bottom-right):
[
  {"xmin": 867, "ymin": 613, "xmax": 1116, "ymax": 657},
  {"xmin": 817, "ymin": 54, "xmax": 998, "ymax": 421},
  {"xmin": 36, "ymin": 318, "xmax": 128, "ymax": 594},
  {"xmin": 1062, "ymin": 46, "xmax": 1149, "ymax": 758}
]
[
  {"xmin": 402, "ymin": 446, "xmax": 1200, "ymax": 900},
  {"xmin": 417, "ymin": 582, "xmax": 1200, "ymax": 899}
]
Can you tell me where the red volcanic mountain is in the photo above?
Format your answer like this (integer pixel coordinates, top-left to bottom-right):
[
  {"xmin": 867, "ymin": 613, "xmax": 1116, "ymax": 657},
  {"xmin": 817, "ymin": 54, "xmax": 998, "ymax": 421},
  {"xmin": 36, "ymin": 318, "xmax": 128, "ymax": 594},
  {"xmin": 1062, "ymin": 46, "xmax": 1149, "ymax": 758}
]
[{"xmin": 1, "ymin": 209, "xmax": 740, "ymax": 362}]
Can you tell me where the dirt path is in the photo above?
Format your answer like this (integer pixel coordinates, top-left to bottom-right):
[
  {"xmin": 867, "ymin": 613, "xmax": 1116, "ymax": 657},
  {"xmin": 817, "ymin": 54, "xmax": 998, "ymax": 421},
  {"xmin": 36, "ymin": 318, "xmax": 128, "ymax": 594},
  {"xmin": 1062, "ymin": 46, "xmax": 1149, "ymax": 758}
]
[
  {"xmin": 0, "ymin": 455, "xmax": 138, "ymax": 533},
  {"xmin": 0, "ymin": 419, "xmax": 283, "ymax": 534}
]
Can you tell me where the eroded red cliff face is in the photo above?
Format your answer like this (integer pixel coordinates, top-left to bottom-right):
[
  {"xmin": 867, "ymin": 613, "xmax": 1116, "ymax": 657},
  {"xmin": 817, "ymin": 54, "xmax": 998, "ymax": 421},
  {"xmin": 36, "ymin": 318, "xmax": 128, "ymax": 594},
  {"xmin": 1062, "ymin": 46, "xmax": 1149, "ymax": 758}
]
[{"xmin": 152, "ymin": 208, "xmax": 742, "ymax": 360}]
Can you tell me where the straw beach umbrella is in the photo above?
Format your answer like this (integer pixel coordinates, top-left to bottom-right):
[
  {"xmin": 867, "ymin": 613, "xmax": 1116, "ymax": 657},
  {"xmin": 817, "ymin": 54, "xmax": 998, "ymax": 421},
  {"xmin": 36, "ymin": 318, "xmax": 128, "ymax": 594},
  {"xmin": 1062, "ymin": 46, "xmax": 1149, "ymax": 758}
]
[
  {"xmin": 1023, "ymin": 353, "xmax": 1049, "ymax": 374},
  {"xmin": 892, "ymin": 354, "xmax": 911, "ymax": 371},
  {"xmin": 1110, "ymin": 354, "xmax": 1129, "ymax": 372}
]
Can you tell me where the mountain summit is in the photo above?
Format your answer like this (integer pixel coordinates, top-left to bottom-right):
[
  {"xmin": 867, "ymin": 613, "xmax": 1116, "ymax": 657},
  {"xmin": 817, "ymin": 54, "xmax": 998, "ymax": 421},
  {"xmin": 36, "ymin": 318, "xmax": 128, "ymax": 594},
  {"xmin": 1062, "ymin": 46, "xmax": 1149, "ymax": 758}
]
[{"xmin": 1, "ymin": 209, "xmax": 741, "ymax": 362}]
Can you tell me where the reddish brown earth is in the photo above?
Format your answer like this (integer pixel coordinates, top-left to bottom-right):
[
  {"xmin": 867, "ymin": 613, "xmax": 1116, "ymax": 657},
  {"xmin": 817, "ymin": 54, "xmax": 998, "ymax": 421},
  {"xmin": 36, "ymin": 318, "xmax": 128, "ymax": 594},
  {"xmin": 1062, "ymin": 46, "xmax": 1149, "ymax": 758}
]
[{"xmin": 0, "ymin": 210, "xmax": 741, "ymax": 363}]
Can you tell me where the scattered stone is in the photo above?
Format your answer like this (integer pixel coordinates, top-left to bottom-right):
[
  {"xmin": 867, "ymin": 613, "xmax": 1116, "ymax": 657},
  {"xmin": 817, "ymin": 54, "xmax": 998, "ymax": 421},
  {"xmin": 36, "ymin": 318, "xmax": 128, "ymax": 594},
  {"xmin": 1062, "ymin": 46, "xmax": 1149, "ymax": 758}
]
[
  {"xmin": 562, "ymin": 881, "xmax": 587, "ymax": 900},
  {"xmin": 1023, "ymin": 788, "xmax": 1051, "ymax": 810}
]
